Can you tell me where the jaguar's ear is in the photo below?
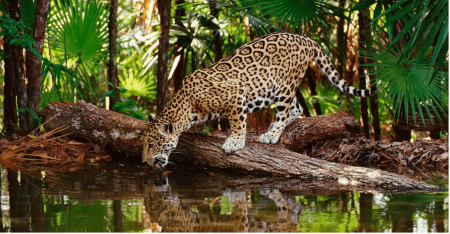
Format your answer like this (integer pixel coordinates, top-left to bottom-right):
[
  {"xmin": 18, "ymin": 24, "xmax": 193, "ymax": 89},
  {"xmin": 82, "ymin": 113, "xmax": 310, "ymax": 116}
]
[{"xmin": 157, "ymin": 122, "xmax": 174, "ymax": 137}]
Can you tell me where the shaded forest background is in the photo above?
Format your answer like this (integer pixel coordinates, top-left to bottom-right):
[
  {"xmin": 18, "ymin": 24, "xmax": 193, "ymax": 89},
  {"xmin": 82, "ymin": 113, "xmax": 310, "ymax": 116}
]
[{"xmin": 0, "ymin": 0, "xmax": 448, "ymax": 142}]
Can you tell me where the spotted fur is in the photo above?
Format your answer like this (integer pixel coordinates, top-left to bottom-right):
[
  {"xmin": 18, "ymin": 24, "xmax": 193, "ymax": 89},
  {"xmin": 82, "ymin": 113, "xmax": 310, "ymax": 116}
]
[{"xmin": 143, "ymin": 32, "xmax": 375, "ymax": 167}]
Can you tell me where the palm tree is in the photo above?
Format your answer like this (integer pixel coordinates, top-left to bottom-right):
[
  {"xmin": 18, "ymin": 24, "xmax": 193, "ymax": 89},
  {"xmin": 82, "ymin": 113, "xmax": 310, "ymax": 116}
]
[{"xmin": 352, "ymin": 0, "xmax": 448, "ymax": 140}]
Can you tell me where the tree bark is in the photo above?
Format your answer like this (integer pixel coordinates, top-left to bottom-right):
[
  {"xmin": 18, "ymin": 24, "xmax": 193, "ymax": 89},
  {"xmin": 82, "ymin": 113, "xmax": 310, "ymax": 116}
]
[
  {"xmin": 295, "ymin": 89, "xmax": 311, "ymax": 117},
  {"xmin": 10, "ymin": 0, "xmax": 28, "ymax": 133},
  {"xmin": 173, "ymin": 0, "xmax": 186, "ymax": 93},
  {"xmin": 108, "ymin": 0, "xmax": 119, "ymax": 108},
  {"xmin": 26, "ymin": 0, "xmax": 50, "ymax": 130},
  {"xmin": 38, "ymin": 101, "xmax": 442, "ymax": 192},
  {"xmin": 2, "ymin": 42, "xmax": 17, "ymax": 136},
  {"xmin": 209, "ymin": 0, "xmax": 222, "ymax": 63},
  {"xmin": 306, "ymin": 67, "xmax": 322, "ymax": 115},
  {"xmin": 392, "ymin": 19, "xmax": 411, "ymax": 141},
  {"xmin": 209, "ymin": 0, "xmax": 232, "ymax": 132},
  {"xmin": 156, "ymin": 0, "xmax": 171, "ymax": 115},
  {"xmin": 336, "ymin": 0, "xmax": 347, "ymax": 81},
  {"xmin": 359, "ymin": 7, "xmax": 381, "ymax": 141},
  {"xmin": 369, "ymin": 73, "xmax": 380, "ymax": 140},
  {"xmin": 358, "ymin": 7, "xmax": 370, "ymax": 139}
]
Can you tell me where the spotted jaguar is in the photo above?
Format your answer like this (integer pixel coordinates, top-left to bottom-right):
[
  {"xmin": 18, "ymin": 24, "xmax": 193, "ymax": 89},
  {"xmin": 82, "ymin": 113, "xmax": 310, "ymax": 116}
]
[{"xmin": 142, "ymin": 32, "xmax": 375, "ymax": 167}]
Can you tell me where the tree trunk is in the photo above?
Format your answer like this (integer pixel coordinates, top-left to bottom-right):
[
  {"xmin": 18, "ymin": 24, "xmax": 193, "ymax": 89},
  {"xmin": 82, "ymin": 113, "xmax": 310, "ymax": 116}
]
[
  {"xmin": 156, "ymin": 0, "xmax": 171, "ymax": 115},
  {"xmin": 26, "ymin": 0, "xmax": 50, "ymax": 130},
  {"xmin": 209, "ymin": 0, "xmax": 222, "ymax": 63},
  {"xmin": 295, "ymin": 89, "xmax": 311, "ymax": 117},
  {"xmin": 38, "ymin": 101, "xmax": 442, "ymax": 192},
  {"xmin": 358, "ymin": 7, "xmax": 370, "ymax": 138},
  {"xmin": 10, "ymin": 0, "xmax": 28, "ymax": 133},
  {"xmin": 369, "ymin": 74, "xmax": 380, "ymax": 140},
  {"xmin": 359, "ymin": 7, "xmax": 381, "ymax": 140},
  {"xmin": 2, "ymin": 42, "xmax": 17, "ymax": 136},
  {"xmin": 306, "ymin": 68, "xmax": 322, "ymax": 115},
  {"xmin": 173, "ymin": 0, "xmax": 186, "ymax": 93},
  {"xmin": 336, "ymin": 0, "xmax": 347, "ymax": 80},
  {"xmin": 392, "ymin": 19, "xmax": 411, "ymax": 141},
  {"xmin": 108, "ymin": 0, "xmax": 119, "ymax": 108}
]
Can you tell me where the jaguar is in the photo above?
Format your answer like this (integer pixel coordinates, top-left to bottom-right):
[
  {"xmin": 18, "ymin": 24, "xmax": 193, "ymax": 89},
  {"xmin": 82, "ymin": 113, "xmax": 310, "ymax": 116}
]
[{"xmin": 142, "ymin": 32, "xmax": 375, "ymax": 167}]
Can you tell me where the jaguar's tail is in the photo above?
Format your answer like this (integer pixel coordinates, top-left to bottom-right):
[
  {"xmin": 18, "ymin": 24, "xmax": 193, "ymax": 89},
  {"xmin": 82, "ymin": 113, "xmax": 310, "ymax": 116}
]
[{"xmin": 313, "ymin": 45, "xmax": 376, "ymax": 97}]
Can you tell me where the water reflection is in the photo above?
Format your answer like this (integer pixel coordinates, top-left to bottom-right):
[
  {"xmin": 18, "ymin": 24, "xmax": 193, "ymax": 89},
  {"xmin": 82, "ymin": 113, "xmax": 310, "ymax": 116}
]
[{"xmin": 0, "ymin": 164, "xmax": 448, "ymax": 232}]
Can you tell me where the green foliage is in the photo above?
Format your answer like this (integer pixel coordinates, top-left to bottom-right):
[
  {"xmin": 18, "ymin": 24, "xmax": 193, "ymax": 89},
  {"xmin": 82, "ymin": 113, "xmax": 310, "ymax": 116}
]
[
  {"xmin": 47, "ymin": 0, "xmax": 110, "ymax": 88},
  {"xmin": 0, "ymin": 0, "xmax": 37, "ymax": 28},
  {"xmin": 232, "ymin": 0, "xmax": 346, "ymax": 53},
  {"xmin": 170, "ymin": 11, "xmax": 215, "ymax": 74},
  {"xmin": 103, "ymin": 81, "xmax": 145, "ymax": 120},
  {"xmin": 40, "ymin": 58, "xmax": 87, "ymax": 108},
  {"xmin": 139, "ymin": 10, "xmax": 216, "ymax": 80},
  {"xmin": 361, "ymin": 39, "xmax": 448, "ymax": 125},
  {"xmin": 16, "ymin": 107, "xmax": 42, "ymax": 127},
  {"xmin": 118, "ymin": 53, "xmax": 157, "ymax": 99},
  {"xmin": 352, "ymin": 0, "xmax": 449, "ymax": 125},
  {"xmin": 0, "ymin": 16, "xmax": 41, "ymax": 59},
  {"xmin": 352, "ymin": 0, "xmax": 448, "ymax": 82},
  {"xmin": 200, "ymin": 124, "xmax": 212, "ymax": 135},
  {"xmin": 213, "ymin": 0, "xmax": 272, "ymax": 38}
]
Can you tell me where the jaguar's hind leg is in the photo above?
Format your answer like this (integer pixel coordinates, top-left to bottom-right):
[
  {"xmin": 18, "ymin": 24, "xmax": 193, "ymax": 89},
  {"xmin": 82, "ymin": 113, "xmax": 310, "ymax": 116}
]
[
  {"xmin": 259, "ymin": 86, "xmax": 297, "ymax": 144},
  {"xmin": 266, "ymin": 96, "xmax": 303, "ymax": 133},
  {"xmin": 286, "ymin": 97, "xmax": 303, "ymax": 126}
]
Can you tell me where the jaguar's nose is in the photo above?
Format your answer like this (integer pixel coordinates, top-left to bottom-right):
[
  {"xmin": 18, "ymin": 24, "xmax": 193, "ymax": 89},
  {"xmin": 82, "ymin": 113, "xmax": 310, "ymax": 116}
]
[{"xmin": 154, "ymin": 157, "xmax": 167, "ymax": 167}]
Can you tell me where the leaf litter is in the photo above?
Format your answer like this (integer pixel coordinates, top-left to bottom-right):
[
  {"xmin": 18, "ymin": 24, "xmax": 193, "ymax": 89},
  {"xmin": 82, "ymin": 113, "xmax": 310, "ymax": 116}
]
[
  {"xmin": 0, "ymin": 127, "xmax": 113, "ymax": 174},
  {"xmin": 308, "ymin": 136, "xmax": 449, "ymax": 170}
]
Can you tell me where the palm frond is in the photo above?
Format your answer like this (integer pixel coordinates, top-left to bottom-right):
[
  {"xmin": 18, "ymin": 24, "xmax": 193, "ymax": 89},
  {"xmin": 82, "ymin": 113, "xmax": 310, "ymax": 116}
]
[
  {"xmin": 361, "ymin": 41, "xmax": 448, "ymax": 125},
  {"xmin": 352, "ymin": 0, "xmax": 449, "ymax": 85},
  {"xmin": 47, "ymin": 0, "xmax": 110, "ymax": 80},
  {"xmin": 118, "ymin": 53, "xmax": 157, "ymax": 99}
]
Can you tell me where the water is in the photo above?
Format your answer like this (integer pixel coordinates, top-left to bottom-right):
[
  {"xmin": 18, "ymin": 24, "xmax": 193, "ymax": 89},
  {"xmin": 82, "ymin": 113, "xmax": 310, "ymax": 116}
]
[{"xmin": 0, "ymin": 162, "xmax": 448, "ymax": 232}]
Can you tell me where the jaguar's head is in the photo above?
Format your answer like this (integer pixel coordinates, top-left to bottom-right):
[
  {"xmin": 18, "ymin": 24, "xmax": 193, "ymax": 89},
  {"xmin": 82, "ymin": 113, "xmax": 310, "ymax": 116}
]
[{"xmin": 142, "ymin": 117, "xmax": 179, "ymax": 168}]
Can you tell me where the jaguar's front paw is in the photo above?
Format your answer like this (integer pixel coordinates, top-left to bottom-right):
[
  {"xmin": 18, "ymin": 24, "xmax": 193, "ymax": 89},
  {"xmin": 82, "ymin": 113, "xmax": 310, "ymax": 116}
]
[
  {"xmin": 258, "ymin": 132, "xmax": 280, "ymax": 144},
  {"xmin": 222, "ymin": 136, "xmax": 245, "ymax": 153}
]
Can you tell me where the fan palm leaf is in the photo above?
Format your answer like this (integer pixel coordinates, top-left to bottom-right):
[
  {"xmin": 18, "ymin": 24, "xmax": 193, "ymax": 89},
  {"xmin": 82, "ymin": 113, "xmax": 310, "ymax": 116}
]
[
  {"xmin": 118, "ymin": 53, "xmax": 156, "ymax": 99},
  {"xmin": 46, "ymin": 0, "xmax": 109, "ymax": 79},
  {"xmin": 0, "ymin": 0, "xmax": 37, "ymax": 28},
  {"xmin": 351, "ymin": 0, "xmax": 448, "ymax": 83},
  {"xmin": 233, "ymin": 0, "xmax": 347, "ymax": 54},
  {"xmin": 361, "ymin": 40, "xmax": 448, "ymax": 125}
]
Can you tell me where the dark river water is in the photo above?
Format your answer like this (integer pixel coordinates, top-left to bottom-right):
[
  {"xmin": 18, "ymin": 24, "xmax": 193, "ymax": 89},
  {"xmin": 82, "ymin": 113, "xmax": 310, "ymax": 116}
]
[{"xmin": 0, "ymin": 161, "xmax": 448, "ymax": 232}]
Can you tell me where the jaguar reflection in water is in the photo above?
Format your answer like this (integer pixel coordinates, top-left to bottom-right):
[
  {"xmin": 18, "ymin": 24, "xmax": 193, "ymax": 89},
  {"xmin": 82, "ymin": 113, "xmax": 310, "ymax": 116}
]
[{"xmin": 2, "ymin": 165, "xmax": 447, "ymax": 232}]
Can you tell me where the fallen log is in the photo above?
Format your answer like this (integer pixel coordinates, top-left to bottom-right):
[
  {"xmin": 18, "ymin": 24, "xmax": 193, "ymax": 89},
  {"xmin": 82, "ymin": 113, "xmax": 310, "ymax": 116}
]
[
  {"xmin": 38, "ymin": 101, "xmax": 361, "ymax": 158},
  {"xmin": 38, "ymin": 101, "xmax": 443, "ymax": 191}
]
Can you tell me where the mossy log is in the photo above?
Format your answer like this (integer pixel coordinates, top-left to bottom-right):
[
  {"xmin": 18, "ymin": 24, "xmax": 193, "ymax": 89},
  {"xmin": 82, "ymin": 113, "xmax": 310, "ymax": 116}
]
[{"xmin": 38, "ymin": 101, "xmax": 443, "ymax": 192}]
